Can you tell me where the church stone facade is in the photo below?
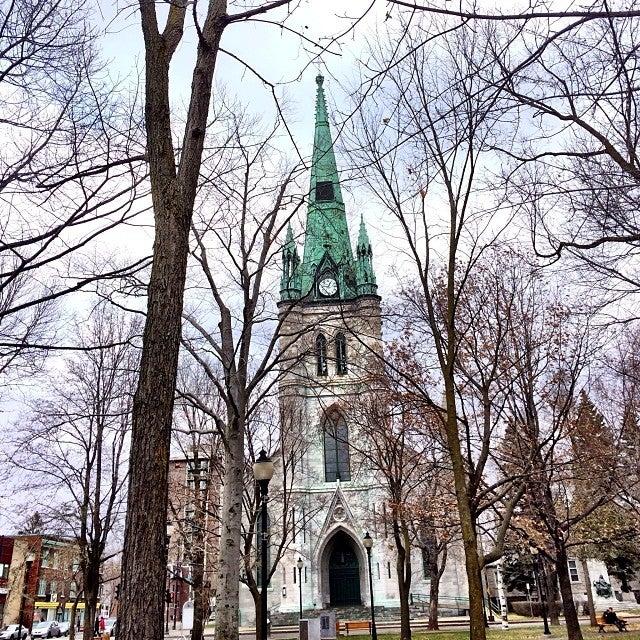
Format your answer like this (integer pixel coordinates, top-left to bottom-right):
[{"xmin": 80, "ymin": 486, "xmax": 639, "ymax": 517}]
[{"xmin": 236, "ymin": 75, "xmax": 468, "ymax": 625}]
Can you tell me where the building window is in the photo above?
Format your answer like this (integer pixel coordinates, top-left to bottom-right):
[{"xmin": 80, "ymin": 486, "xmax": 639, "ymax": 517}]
[
  {"xmin": 383, "ymin": 503, "xmax": 388, "ymax": 538},
  {"xmin": 323, "ymin": 414, "xmax": 351, "ymax": 482},
  {"xmin": 292, "ymin": 508, "xmax": 296, "ymax": 543},
  {"xmin": 302, "ymin": 507, "xmax": 307, "ymax": 543},
  {"xmin": 0, "ymin": 563, "xmax": 9, "ymax": 579},
  {"xmin": 293, "ymin": 567, "xmax": 297, "ymax": 584},
  {"xmin": 315, "ymin": 181, "xmax": 334, "ymax": 201},
  {"xmin": 38, "ymin": 579, "xmax": 47, "ymax": 596},
  {"xmin": 335, "ymin": 333, "xmax": 347, "ymax": 375},
  {"xmin": 256, "ymin": 510, "xmax": 271, "ymax": 586},
  {"xmin": 568, "ymin": 559, "xmax": 580, "ymax": 582},
  {"xmin": 376, "ymin": 562, "xmax": 380, "ymax": 580},
  {"xmin": 387, "ymin": 562, "xmax": 392, "ymax": 579},
  {"xmin": 187, "ymin": 458, "xmax": 209, "ymax": 492},
  {"xmin": 304, "ymin": 567, "xmax": 308, "ymax": 583},
  {"xmin": 50, "ymin": 581, "xmax": 57, "ymax": 598},
  {"xmin": 316, "ymin": 334, "xmax": 328, "ymax": 376}
]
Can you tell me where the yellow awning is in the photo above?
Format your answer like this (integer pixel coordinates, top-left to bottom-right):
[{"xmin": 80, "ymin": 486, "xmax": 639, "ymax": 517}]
[{"xmin": 34, "ymin": 602, "xmax": 94, "ymax": 610}]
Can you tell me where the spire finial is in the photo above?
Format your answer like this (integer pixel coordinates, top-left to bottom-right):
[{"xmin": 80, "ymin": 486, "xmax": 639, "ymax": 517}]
[{"xmin": 316, "ymin": 73, "xmax": 324, "ymax": 86}]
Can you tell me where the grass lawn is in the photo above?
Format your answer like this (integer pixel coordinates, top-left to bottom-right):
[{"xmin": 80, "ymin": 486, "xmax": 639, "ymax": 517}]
[{"xmin": 375, "ymin": 630, "xmax": 640, "ymax": 640}]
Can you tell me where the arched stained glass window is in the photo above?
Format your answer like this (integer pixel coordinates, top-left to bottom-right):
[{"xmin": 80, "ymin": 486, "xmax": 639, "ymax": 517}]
[
  {"xmin": 316, "ymin": 333, "xmax": 328, "ymax": 376},
  {"xmin": 324, "ymin": 414, "xmax": 351, "ymax": 482},
  {"xmin": 335, "ymin": 333, "xmax": 347, "ymax": 375}
]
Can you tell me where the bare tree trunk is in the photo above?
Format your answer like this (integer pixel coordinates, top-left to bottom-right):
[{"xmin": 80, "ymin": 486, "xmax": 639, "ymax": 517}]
[
  {"xmin": 444, "ymin": 384, "xmax": 486, "ymax": 640},
  {"xmin": 580, "ymin": 558, "xmax": 597, "ymax": 627},
  {"xmin": 69, "ymin": 604, "xmax": 77, "ymax": 640},
  {"xmin": 556, "ymin": 542, "xmax": 583, "ymax": 640},
  {"xmin": 120, "ymin": 2, "xmax": 226, "ymax": 639},
  {"xmin": 191, "ymin": 533, "xmax": 207, "ymax": 640},
  {"xmin": 395, "ymin": 543, "xmax": 412, "ymax": 640},
  {"xmin": 215, "ymin": 416, "xmax": 246, "ymax": 640},
  {"xmin": 546, "ymin": 564, "xmax": 560, "ymax": 626},
  {"xmin": 83, "ymin": 560, "xmax": 101, "ymax": 640},
  {"xmin": 427, "ymin": 550, "xmax": 446, "ymax": 630},
  {"xmin": 250, "ymin": 589, "xmax": 262, "ymax": 640},
  {"xmin": 120, "ymin": 198, "xmax": 191, "ymax": 640},
  {"xmin": 428, "ymin": 577, "xmax": 439, "ymax": 630}
]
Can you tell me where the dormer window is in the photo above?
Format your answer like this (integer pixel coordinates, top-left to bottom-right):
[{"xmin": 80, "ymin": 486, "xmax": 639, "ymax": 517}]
[{"xmin": 315, "ymin": 181, "xmax": 334, "ymax": 201}]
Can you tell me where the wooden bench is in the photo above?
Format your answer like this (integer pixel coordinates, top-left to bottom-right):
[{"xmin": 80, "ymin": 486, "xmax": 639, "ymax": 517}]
[
  {"xmin": 598, "ymin": 617, "xmax": 628, "ymax": 633},
  {"xmin": 344, "ymin": 621, "xmax": 371, "ymax": 635}
]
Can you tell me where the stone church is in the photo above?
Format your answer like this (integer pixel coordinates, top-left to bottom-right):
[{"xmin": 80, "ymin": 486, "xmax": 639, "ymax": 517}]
[
  {"xmin": 236, "ymin": 74, "xmax": 470, "ymax": 625},
  {"xmin": 235, "ymin": 75, "xmax": 637, "ymax": 626}
]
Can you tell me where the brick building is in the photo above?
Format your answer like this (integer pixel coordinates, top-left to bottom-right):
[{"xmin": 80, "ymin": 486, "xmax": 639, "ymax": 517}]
[
  {"xmin": 0, "ymin": 535, "xmax": 87, "ymax": 630},
  {"xmin": 166, "ymin": 455, "xmax": 220, "ymax": 627}
]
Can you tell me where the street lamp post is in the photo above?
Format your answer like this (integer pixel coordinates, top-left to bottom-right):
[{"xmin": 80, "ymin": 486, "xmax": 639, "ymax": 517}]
[
  {"xmin": 17, "ymin": 552, "xmax": 35, "ymax": 640},
  {"xmin": 530, "ymin": 546, "xmax": 551, "ymax": 636},
  {"xmin": 296, "ymin": 558, "xmax": 303, "ymax": 623},
  {"xmin": 165, "ymin": 525, "xmax": 173, "ymax": 635},
  {"xmin": 173, "ymin": 561, "xmax": 181, "ymax": 631},
  {"xmin": 253, "ymin": 449, "xmax": 274, "ymax": 640},
  {"xmin": 362, "ymin": 533, "xmax": 378, "ymax": 640}
]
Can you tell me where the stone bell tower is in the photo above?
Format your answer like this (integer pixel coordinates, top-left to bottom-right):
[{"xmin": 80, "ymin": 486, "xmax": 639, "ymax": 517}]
[{"xmin": 275, "ymin": 74, "xmax": 389, "ymax": 614}]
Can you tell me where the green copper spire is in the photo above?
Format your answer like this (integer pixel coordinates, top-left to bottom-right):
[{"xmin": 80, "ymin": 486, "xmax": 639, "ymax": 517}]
[
  {"xmin": 356, "ymin": 215, "xmax": 377, "ymax": 295},
  {"xmin": 299, "ymin": 75, "xmax": 356, "ymax": 299},
  {"xmin": 280, "ymin": 222, "xmax": 301, "ymax": 300},
  {"xmin": 279, "ymin": 75, "xmax": 378, "ymax": 303}
]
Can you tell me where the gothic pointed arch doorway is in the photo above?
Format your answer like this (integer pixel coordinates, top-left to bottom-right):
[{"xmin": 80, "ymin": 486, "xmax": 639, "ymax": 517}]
[{"xmin": 327, "ymin": 531, "xmax": 362, "ymax": 606}]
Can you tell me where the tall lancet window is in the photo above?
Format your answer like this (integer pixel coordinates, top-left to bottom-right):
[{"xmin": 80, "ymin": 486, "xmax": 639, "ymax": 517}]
[
  {"xmin": 335, "ymin": 333, "xmax": 347, "ymax": 375},
  {"xmin": 316, "ymin": 333, "xmax": 328, "ymax": 376},
  {"xmin": 324, "ymin": 413, "xmax": 351, "ymax": 482}
]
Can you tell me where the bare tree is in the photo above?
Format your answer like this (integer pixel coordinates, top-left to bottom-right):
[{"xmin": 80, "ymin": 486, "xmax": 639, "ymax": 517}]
[
  {"xmin": 474, "ymin": 5, "xmax": 640, "ymax": 305},
  {"xmin": 239, "ymin": 397, "xmax": 316, "ymax": 640},
  {"xmin": 169, "ymin": 370, "xmax": 225, "ymax": 640},
  {"xmin": 117, "ymin": 2, "xmax": 333, "ymax": 636},
  {"xmin": 169, "ymin": 105, "xmax": 308, "ymax": 640},
  {"xmin": 0, "ymin": 0, "xmax": 148, "ymax": 344},
  {"xmin": 7, "ymin": 303, "xmax": 139, "ymax": 640},
  {"xmin": 347, "ymin": 366, "xmax": 448, "ymax": 640},
  {"xmin": 345, "ymin": 20, "xmax": 531, "ymax": 635},
  {"xmin": 496, "ymin": 267, "xmax": 627, "ymax": 640}
]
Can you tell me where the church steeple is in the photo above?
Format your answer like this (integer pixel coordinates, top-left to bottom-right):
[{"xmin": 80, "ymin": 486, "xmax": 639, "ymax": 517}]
[
  {"xmin": 279, "ymin": 75, "xmax": 377, "ymax": 303},
  {"xmin": 356, "ymin": 215, "xmax": 377, "ymax": 295},
  {"xmin": 298, "ymin": 74, "xmax": 356, "ymax": 300},
  {"xmin": 280, "ymin": 223, "xmax": 301, "ymax": 300}
]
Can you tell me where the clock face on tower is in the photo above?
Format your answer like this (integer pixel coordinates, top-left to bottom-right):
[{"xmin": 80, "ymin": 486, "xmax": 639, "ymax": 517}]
[{"xmin": 318, "ymin": 276, "xmax": 338, "ymax": 297}]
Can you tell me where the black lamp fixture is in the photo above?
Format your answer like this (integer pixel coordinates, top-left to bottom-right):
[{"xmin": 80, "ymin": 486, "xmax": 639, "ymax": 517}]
[
  {"xmin": 253, "ymin": 450, "xmax": 274, "ymax": 640},
  {"xmin": 362, "ymin": 532, "xmax": 377, "ymax": 640}
]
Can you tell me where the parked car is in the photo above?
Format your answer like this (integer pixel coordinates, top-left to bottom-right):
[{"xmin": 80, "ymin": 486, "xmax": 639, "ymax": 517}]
[
  {"xmin": 57, "ymin": 622, "xmax": 69, "ymax": 636},
  {"xmin": 31, "ymin": 621, "xmax": 61, "ymax": 638},
  {"xmin": 0, "ymin": 624, "xmax": 29, "ymax": 640}
]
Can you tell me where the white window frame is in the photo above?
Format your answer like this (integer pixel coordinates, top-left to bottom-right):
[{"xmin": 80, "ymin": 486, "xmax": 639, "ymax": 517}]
[{"xmin": 568, "ymin": 559, "xmax": 580, "ymax": 582}]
